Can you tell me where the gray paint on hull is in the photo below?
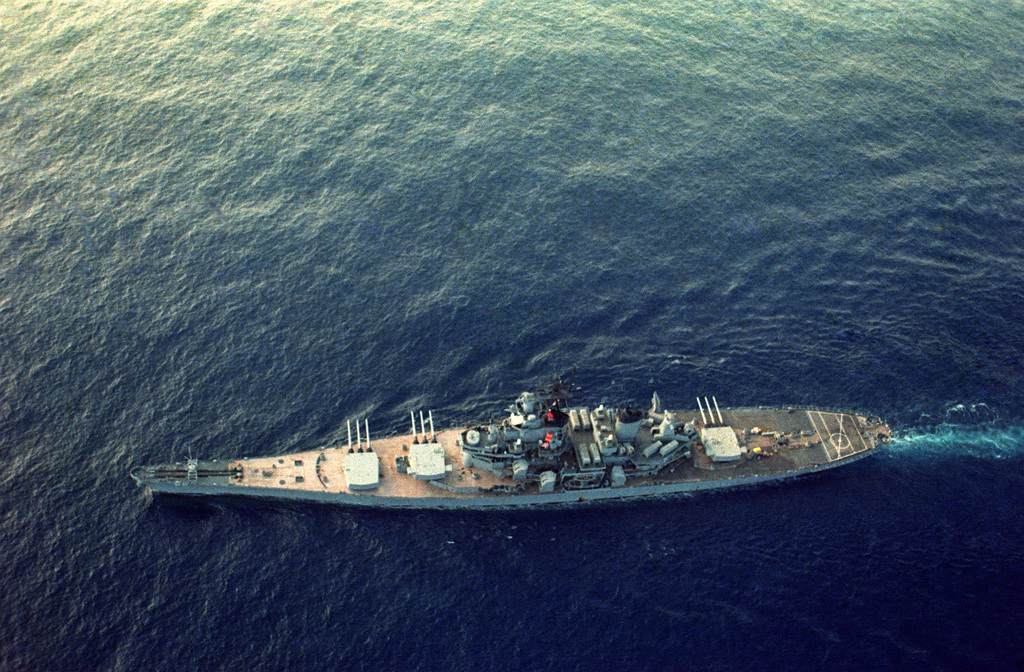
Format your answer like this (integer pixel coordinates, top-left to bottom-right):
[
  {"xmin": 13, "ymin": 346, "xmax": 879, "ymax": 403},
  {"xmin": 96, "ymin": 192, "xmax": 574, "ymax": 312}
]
[{"xmin": 139, "ymin": 449, "xmax": 875, "ymax": 510}]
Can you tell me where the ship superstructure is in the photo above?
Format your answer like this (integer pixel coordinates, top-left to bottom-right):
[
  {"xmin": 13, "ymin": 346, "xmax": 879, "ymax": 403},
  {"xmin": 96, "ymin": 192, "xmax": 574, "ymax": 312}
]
[{"xmin": 133, "ymin": 380, "xmax": 891, "ymax": 508}]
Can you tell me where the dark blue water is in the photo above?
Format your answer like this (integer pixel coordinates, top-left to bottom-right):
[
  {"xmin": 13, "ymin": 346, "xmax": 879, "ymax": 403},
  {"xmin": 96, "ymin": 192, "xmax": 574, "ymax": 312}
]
[{"xmin": 2, "ymin": 0, "xmax": 1024, "ymax": 669}]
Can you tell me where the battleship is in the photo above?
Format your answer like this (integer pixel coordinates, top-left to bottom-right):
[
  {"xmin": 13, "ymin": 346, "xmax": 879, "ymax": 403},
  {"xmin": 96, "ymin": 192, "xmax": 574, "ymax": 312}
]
[{"xmin": 132, "ymin": 379, "xmax": 892, "ymax": 508}]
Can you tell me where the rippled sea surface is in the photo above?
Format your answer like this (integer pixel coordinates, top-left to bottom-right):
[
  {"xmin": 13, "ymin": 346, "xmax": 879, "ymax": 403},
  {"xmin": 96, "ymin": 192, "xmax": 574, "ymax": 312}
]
[{"xmin": 2, "ymin": 0, "xmax": 1023, "ymax": 669}]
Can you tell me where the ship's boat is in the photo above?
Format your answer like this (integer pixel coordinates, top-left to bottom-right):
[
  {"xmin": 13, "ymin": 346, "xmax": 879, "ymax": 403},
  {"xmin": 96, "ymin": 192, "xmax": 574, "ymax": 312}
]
[{"xmin": 132, "ymin": 379, "xmax": 891, "ymax": 509}]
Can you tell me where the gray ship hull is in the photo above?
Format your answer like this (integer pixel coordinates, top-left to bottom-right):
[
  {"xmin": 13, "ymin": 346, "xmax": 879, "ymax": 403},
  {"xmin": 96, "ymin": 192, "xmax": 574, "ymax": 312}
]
[
  {"xmin": 133, "ymin": 398, "xmax": 891, "ymax": 510},
  {"xmin": 136, "ymin": 448, "xmax": 877, "ymax": 509}
]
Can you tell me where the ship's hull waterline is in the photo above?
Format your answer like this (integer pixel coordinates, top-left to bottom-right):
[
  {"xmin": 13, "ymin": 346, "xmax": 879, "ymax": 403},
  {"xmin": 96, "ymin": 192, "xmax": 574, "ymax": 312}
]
[
  {"xmin": 135, "ymin": 447, "xmax": 878, "ymax": 509},
  {"xmin": 133, "ymin": 389, "xmax": 891, "ymax": 510}
]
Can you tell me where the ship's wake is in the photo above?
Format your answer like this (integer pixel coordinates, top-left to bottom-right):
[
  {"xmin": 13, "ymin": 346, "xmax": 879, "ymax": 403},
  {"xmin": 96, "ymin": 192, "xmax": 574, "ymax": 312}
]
[
  {"xmin": 888, "ymin": 425, "xmax": 1024, "ymax": 460},
  {"xmin": 881, "ymin": 400, "xmax": 1024, "ymax": 459},
  {"xmin": 912, "ymin": 402, "xmax": 1000, "ymax": 427}
]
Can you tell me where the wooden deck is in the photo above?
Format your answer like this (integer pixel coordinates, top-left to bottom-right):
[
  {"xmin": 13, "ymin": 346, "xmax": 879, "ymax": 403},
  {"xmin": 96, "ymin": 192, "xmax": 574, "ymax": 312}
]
[{"xmin": 137, "ymin": 407, "xmax": 890, "ymax": 504}]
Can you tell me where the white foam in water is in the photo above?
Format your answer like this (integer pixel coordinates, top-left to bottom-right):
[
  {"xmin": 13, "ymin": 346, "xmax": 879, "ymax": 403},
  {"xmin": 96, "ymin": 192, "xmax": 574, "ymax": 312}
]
[
  {"xmin": 2, "ymin": 0, "xmax": 1024, "ymax": 670},
  {"xmin": 912, "ymin": 402, "xmax": 1001, "ymax": 428},
  {"xmin": 889, "ymin": 426, "xmax": 1024, "ymax": 460}
]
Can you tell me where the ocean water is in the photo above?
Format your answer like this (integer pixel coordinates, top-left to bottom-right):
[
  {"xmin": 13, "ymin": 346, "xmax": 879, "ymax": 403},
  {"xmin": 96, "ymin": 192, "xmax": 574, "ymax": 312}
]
[{"xmin": 2, "ymin": 0, "xmax": 1024, "ymax": 669}]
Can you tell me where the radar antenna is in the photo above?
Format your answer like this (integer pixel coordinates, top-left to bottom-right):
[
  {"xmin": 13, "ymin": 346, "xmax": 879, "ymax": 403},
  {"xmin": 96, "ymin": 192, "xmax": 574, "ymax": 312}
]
[{"xmin": 186, "ymin": 445, "xmax": 198, "ymax": 481}]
